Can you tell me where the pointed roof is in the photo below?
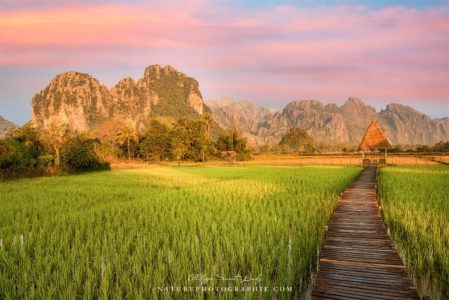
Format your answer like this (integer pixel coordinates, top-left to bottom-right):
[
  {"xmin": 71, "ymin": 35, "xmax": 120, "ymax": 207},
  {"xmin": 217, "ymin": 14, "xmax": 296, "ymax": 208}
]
[{"xmin": 359, "ymin": 118, "xmax": 392, "ymax": 150}]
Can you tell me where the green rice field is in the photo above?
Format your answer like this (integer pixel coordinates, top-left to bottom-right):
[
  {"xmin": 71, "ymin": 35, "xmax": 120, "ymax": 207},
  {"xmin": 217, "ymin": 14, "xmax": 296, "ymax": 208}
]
[
  {"xmin": 378, "ymin": 166, "xmax": 449, "ymax": 299},
  {"xmin": 0, "ymin": 166, "xmax": 360, "ymax": 299}
]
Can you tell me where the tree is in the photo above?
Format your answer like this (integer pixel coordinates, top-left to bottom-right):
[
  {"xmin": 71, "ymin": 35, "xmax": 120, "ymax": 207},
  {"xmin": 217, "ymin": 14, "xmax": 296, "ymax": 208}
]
[
  {"xmin": 139, "ymin": 120, "xmax": 171, "ymax": 162},
  {"xmin": 216, "ymin": 127, "xmax": 250, "ymax": 160},
  {"xmin": 0, "ymin": 139, "xmax": 21, "ymax": 169},
  {"xmin": 116, "ymin": 124, "xmax": 139, "ymax": 160},
  {"xmin": 169, "ymin": 125, "xmax": 189, "ymax": 165},
  {"xmin": 62, "ymin": 134, "xmax": 109, "ymax": 171},
  {"xmin": 171, "ymin": 137, "xmax": 186, "ymax": 165},
  {"xmin": 433, "ymin": 141, "xmax": 449, "ymax": 152},
  {"xmin": 8, "ymin": 122, "xmax": 46, "ymax": 166},
  {"xmin": 8, "ymin": 122, "xmax": 41, "ymax": 144},
  {"xmin": 41, "ymin": 124, "xmax": 69, "ymax": 168},
  {"xmin": 202, "ymin": 112, "xmax": 214, "ymax": 162},
  {"xmin": 89, "ymin": 119, "xmax": 125, "ymax": 162},
  {"xmin": 279, "ymin": 128, "xmax": 316, "ymax": 153},
  {"xmin": 172, "ymin": 118, "xmax": 209, "ymax": 162}
]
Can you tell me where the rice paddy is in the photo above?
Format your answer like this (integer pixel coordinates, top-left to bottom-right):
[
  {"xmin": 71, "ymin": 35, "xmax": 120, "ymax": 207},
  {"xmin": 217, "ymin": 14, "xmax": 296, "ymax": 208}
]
[
  {"xmin": 378, "ymin": 166, "xmax": 449, "ymax": 299},
  {"xmin": 0, "ymin": 165, "xmax": 360, "ymax": 299}
]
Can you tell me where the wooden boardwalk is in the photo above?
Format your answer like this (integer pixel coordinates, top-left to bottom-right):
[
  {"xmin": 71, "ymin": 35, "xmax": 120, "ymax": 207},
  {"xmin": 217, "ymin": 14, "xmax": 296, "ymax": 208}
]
[{"xmin": 312, "ymin": 164, "xmax": 419, "ymax": 300}]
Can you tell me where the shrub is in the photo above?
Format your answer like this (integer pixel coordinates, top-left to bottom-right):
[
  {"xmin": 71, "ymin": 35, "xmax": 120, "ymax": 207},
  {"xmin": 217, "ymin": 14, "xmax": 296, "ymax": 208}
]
[
  {"xmin": 62, "ymin": 136, "xmax": 109, "ymax": 171},
  {"xmin": 0, "ymin": 138, "xmax": 37, "ymax": 170},
  {"xmin": 37, "ymin": 154, "xmax": 54, "ymax": 167}
]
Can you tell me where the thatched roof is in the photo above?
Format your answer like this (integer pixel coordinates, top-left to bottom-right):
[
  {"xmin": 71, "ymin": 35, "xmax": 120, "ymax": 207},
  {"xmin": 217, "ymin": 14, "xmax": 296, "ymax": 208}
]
[{"xmin": 359, "ymin": 119, "xmax": 392, "ymax": 151}]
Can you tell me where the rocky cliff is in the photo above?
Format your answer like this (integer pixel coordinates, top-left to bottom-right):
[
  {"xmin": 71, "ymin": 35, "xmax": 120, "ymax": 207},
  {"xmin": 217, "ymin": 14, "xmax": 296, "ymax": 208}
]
[
  {"xmin": 32, "ymin": 65, "xmax": 206, "ymax": 131},
  {"xmin": 378, "ymin": 104, "xmax": 449, "ymax": 145},
  {"xmin": 0, "ymin": 115, "xmax": 17, "ymax": 137},
  {"xmin": 207, "ymin": 99, "xmax": 276, "ymax": 146},
  {"xmin": 32, "ymin": 72, "xmax": 112, "ymax": 129},
  {"xmin": 210, "ymin": 98, "xmax": 449, "ymax": 146}
]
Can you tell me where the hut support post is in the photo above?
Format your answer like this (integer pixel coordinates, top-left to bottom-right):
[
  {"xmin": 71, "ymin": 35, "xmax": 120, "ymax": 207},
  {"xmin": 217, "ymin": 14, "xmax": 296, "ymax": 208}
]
[{"xmin": 384, "ymin": 149, "xmax": 388, "ymax": 164}]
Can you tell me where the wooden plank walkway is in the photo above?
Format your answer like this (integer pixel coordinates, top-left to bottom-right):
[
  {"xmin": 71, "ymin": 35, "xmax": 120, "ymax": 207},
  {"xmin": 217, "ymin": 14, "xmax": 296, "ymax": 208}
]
[{"xmin": 312, "ymin": 164, "xmax": 419, "ymax": 300}]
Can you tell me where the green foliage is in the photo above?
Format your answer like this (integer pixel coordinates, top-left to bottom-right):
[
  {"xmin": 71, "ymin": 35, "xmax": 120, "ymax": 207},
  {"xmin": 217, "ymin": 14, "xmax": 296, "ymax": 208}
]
[
  {"xmin": 174, "ymin": 118, "xmax": 211, "ymax": 161},
  {"xmin": 0, "ymin": 139, "xmax": 24, "ymax": 169},
  {"xmin": 217, "ymin": 127, "xmax": 251, "ymax": 160},
  {"xmin": 170, "ymin": 125, "xmax": 188, "ymax": 162},
  {"xmin": 378, "ymin": 166, "xmax": 449, "ymax": 299},
  {"xmin": 0, "ymin": 124, "xmax": 48, "ymax": 175},
  {"xmin": 0, "ymin": 123, "xmax": 112, "ymax": 178},
  {"xmin": 0, "ymin": 138, "xmax": 51, "ymax": 179},
  {"xmin": 148, "ymin": 71, "xmax": 201, "ymax": 118},
  {"xmin": 40, "ymin": 124, "xmax": 69, "ymax": 168},
  {"xmin": 8, "ymin": 122, "xmax": 44, "ymax": 160},
  {"xmin": 137, "ymin": 118, "xmax": 216, "ymax": 163},
  {"xmin": 391, "ymin": 142, "xmax": 449, "ymax": 153},
  {"xmin": 139, "ymin": 120, "xmax": 171, "ymax": 162},
  {"xmin": 416, "ymin": 145, "xmax": 431, "ymax": 153},
  {"xmin": 36, "ymin": 154, "xmax": 54, "ymax": 167},
  {"xmin": 0, "ymin": 166, "xmax": 360, "ymax": 298},
  {"xmin": 62, "ymin": 135, "xmax": 109, "ymax": 171},
  {"xmin": 116, "ymin": 124, "xmax": 139, "ymax": 160},
  {"xmin": 279, "ymin": 128, "xmax": 316, "ymax": 153},
  {"xmin": 433, "ymin": 141, "xmax": 449, "ymax": 152}
]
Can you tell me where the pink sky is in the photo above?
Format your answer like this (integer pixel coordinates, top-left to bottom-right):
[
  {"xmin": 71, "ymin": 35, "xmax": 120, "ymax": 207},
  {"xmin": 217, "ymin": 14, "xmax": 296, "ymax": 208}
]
[{"xmin": 1, "ymin": 1, "xmax": 448, "ymax": 123}]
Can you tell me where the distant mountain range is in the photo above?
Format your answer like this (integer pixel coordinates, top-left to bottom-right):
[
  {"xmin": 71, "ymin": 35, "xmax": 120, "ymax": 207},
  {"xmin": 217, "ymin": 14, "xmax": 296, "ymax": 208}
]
[
  {"xmin": 207, "ymin": 98, "xmax": 449, "ymax": 147},
  {"xmin": 13, "ymin": 64, "xmax": 449, "ymax": 147},
  {"xmin": 0, "ymin": 115, "xmax": 16, "ymax": 137}
]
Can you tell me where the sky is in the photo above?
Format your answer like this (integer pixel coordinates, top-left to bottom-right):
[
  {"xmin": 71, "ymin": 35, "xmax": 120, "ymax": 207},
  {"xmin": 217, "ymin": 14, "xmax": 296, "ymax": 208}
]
[{"xmin": 1, "ymin": 0, "xmax": 449, "ymax": 124}]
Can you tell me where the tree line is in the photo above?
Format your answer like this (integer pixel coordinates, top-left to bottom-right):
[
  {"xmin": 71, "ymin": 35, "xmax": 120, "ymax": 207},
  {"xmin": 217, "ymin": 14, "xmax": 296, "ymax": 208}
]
[
  {"xmin": 388, "ymin": 142, "xmax": 449, "ymax": 153},
  {"xmin": 0, "ymin": 114, "xmax": 250, "ymax": 179}
]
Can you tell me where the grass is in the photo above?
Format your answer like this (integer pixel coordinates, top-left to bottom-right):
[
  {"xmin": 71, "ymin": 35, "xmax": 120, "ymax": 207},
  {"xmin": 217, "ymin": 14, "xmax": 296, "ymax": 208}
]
[
  {"xmin": 378, "ymin": 166, "xmax": 449, "ymax": 299},
  {"xmin": 0, "ymin": 165, "xmax": 360, "ymax": 299},
  {"xmin": 249, "ymin": 154, "xmax": 440, "ymax": 166}
]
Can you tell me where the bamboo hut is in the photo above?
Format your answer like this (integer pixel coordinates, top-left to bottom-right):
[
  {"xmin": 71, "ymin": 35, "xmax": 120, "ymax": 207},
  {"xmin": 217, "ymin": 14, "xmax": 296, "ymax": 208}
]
[
  {"xmin": 219, "ymin": 150, "xmax": 237, "ymax": 162},
  {"xmin": 359, "ymin": 118, "xmax": 392, "ymax": 164}
]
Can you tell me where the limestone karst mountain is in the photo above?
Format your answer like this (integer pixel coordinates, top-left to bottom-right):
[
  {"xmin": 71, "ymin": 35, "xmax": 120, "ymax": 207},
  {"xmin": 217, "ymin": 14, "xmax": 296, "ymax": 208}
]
[
  {"xmin": 32, "ymin": 65, "xmax": 207, "ymax": 132},
  {"xmin": 0, "ymin": 115, "xmax": 17, "ymax": 137},
  {"xmin": 207, "ymin": 99, "xmax": 277, "ymax": 146},
  {"xmin": 378, "ymin": 104, "xmax": 449, "ymax": 145},
  {"xmin": 29, "ymin": 65, "xmax": 449, "ymax": 147},
  {"xmin": 32, "ymin": 71, "xmax": 112, "ymax": 130},
  {"xmin": 209, "ymin": 98, "xmax": 449, "ymax": 146}
]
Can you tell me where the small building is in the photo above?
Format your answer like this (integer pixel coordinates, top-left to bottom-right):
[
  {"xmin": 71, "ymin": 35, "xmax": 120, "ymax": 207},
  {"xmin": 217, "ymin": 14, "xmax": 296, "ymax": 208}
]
[
  {"xmin": 359, "ymin": 118, "xmax": 392, "ymax": 165},
  {"xmin": 219, "ymin": 151, "xmax": 238, "ymax": 162}
]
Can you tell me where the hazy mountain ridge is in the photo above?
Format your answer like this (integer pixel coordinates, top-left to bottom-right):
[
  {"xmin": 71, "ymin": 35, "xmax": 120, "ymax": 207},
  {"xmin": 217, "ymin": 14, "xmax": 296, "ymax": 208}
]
[
  {"xmin": 378, "ymin": 104, "xmax": 449, "ymax": 145},
  {"xmin": 209, "ymin": 98, "xmax": 449, "ymax": 146},
  {"xmin": 32, "ymin": 65, "xmax": 206, "ymax": 131},
  {"xmin": 0, "ymin": 115, "xmax": 17, "ymax": 137},
  {"xmin": 207, "ymin": 99, "xmax": 277, "ymax": 146}
]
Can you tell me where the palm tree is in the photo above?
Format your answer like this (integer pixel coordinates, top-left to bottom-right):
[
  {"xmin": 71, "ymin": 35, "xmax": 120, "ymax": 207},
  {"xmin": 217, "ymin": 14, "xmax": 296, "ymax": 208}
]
[
  {"xmin": 116, "ymin": 124, "xmax": 139, "ymax": 161},
  {"xmin": 202, "ymin": 112, "xmax": 213, "ymax": 162},
  {"xmin": 203, "ymin": 112, "xmax": 213, "ymax": 138}
]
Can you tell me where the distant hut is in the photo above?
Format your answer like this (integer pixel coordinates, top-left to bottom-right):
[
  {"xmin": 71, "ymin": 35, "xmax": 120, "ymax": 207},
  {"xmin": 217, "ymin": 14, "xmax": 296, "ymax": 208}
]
[
  {"xmin": 359, "ymin": 118, "xmax": 392, "ymax": 164},
  {"xmin": 219, "ymin": 151, "xmax": 238, "ymax": 162}
]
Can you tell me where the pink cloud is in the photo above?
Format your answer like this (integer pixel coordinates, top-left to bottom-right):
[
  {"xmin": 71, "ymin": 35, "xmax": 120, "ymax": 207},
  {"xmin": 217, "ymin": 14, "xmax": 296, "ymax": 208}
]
[{"xmin": 0, "ymin": 2, "xmax": 448, "ymax": 107}]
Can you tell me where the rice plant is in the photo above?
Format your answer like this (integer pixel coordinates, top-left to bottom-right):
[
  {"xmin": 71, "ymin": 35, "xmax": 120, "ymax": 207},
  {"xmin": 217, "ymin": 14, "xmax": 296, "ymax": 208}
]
[
  {"xmin": 378, "ymin": 166, "xmax": 449, "ymax": 299},
  {"xmin": 0, "ymin": 166, "xmax": 359, "ymax": 299}
]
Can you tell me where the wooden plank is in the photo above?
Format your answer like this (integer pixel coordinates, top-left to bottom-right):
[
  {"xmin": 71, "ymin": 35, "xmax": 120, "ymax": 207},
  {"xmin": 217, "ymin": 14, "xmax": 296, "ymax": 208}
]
[{"xmin": 311, "ymin": 164, "xmax": 419, "ymax": 299}]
